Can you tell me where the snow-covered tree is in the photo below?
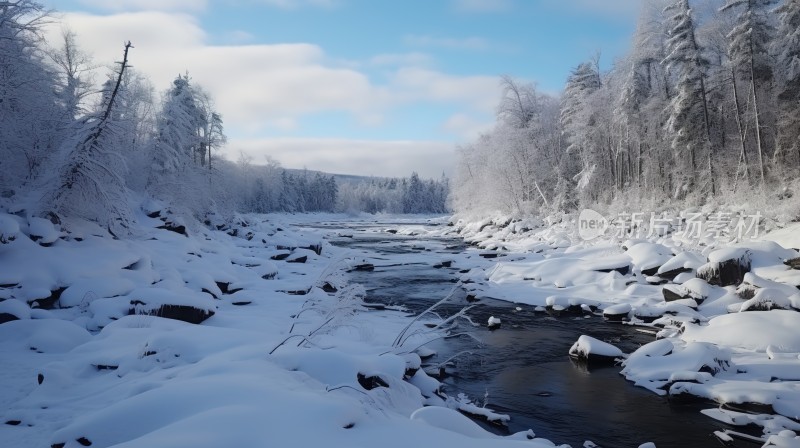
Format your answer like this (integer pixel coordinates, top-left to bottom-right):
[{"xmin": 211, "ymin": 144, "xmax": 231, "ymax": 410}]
[
  {"xmin": 47, "ymin": 28, "xmax": 94, "ymax": 120},
  {"xmin": 44, "ymin": 42, "xmax": 134, "ymax": 232},
  {"xmin": 774, "ymin": 0, "xmax": 800, "ymax": 173},
  {"xmin": 720, "ymin": 0, "xmax": 778, "ymax": 184},
  {"xmin": 663, "ymin": 0, "xmax": 714, "ymax": 197},
  {"xmin": 0, "ymin": 0, "xmax": 62, "ymax": 195}
]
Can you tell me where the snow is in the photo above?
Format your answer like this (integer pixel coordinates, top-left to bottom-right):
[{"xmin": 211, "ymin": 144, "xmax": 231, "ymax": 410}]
[
  {"xmin": 568, "ymin": 335, "xmax": 624, "ymax": 359},
  {"xmin": 2, "ymin": 212, "xmax": 567, "ymax": 448},
  {"xmin": 27, "ymin": 217, "xmax": 60, "ymax": 244},
  {"xmin": 658, "ymin": 251, "xmax": 705, "ymax": 274},
  {"xmin": 0, "ymin": 298, "xmax": 31, "ymax": 320},
  {"xmin": 682, "ymin": 311, "xmax": 800, "ymax": 352},
  {"xmin": 0, "ymin": 213, "xmax": 21, "ymax": 243},
  {"xmin": 4, "ymin": 207, "xmax": 800, "ymax": 447},
  {"xmin": 625, "ymin": 242, "xmax": 672, "ymax": 272}
]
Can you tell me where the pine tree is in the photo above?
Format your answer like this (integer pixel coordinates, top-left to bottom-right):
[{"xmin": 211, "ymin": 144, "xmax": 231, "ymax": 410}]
[
  {"xmin": 663, "ymin": 0, "xmax": 713, "ymax": 197},
  {"xmin": 774, "ymin": 0, "xmax": 800, "ymax": 173},
  {"xmin": 720, "ymin": 0, "xmax": 778, "ymax": 184}
]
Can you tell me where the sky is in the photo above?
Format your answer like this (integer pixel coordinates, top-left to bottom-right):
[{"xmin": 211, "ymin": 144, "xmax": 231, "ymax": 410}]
[{"xmin": 43, "ymin": 0, "xmax": 641, "ymax": 179}]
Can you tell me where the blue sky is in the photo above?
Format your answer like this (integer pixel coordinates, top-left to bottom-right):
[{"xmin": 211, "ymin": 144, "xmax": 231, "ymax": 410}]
[{"xmin": 44, "ymin": 0, "xmax": 640, "ymax": 178}]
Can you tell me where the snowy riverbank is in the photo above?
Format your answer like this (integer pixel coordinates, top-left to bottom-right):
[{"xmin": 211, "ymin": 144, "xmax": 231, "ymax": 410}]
[
  {"xmin": 0, "ymin": 207, "xmax": 574, "ymax": 448},
  {"xmin": 439, "ymin": 211, "xmax": 800, "ymax": 446}
]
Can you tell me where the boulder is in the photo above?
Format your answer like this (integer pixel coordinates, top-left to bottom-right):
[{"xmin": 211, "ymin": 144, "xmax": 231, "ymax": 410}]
[
  {"xmin": 128, "ymin": 288, "xmax": 216, "ymax": 324},
  {"xmin": 131, "ymin": 303, "xmax": 214, "ymax": 324},
  {"xmin": 739, "ymin": 288, "xmax": 792, "ymax": 312},
  {"xmin": 696, "ymin": 248, "xmax": 751, "ymax": 287},
  {"xmin": 0, "ymin": 299, "xmax": 31, "ymax": 324},
  {"xmin": 569, "ymin": 335, "xmax": 624, "ymax": 365},
  {"xmin": 785, "ymin": 257, "xmax": 800, "ymax": 270},
  {"xmin": 657, "ymin": 251, "xmax": 705, "ymax": 280},
  {"xmin": 157, "ymin": 217, "xmax": 187, "ymax": 236},
  {"xmin": 603, "ymin": 303, "xmax": 631, "ymax": 322}
]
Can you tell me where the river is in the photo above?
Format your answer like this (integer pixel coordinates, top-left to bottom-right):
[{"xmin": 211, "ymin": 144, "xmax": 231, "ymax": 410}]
[{"xmin": 299, "ymin": 216, "xmax": 759, "ymax": 448}]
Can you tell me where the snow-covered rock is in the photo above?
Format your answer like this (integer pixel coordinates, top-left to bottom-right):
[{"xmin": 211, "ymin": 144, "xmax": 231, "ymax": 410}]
[
  {"xmin": 0, "ymin": 213, "xmax": 21, "ymax": 244},
  {"xmin": 28, "ymin": 216, "xmax": 61, "ymax": 245},
  {"xmin": 569, "ymin": 335, "xmax": 624, "ymax": 364},
  {"xmin": 697, "ymin": 248, "xmax": 751, "ymax": 287},
  {"xmin": 128, "ymin": 288, "xmax": 216, "ymax": 324},
  {"xmin": 0, "ymin": 298, "xmax": 31, "ymax": 323}
]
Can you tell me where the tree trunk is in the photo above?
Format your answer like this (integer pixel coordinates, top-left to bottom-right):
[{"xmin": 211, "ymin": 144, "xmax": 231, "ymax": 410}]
[
  {"xmin": 750, "ymin": 38, "xmax": 766, "ymax": 185},
  {"xmin": 731, "ymin": 69, "xmax": 750, "ymax": 189}
]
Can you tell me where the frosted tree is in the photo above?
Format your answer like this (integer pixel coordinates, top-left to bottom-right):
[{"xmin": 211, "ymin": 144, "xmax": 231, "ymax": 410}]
[
  {"xmin": 44, "ymin": 42, "xmax": 134, "ymax": 232},
  {"xmin": 149, "ymin": 74, "xmax": 204, "ymax": 180},
  {"xmin": 194, "ymin": 87, "xmax": 226, "ymax": 169},
  {"xmin": 146, "ymin": 73, "xmax": 221, "ymax": 217},
  {"xmin": 617, "ymin": 1, "xmax": 672, "ymax": 193},
  {"xmin": 0, "ymin": 0, "xmax": 62, "ymax": 194},
  {"xmin": 47, "ymin": 28, "xmax": 94, "ymax": 120},
  {"xmin": 720, "ymin": 0, "xmax": 778, "ymax": 184},
  {"xmin": 774, "ymin": 0, "xmax": 800, "ymax": 173},
  {"xmin": 662, "ymin": 0, "xmax": 713, "ymax": 197},
  {"xmin": 496, "ymin": 76, "xmax": 551, "ymax": 208},
  {"xmin": 561, "ymin": 58, "xmax": 610, "ymax": 201}
]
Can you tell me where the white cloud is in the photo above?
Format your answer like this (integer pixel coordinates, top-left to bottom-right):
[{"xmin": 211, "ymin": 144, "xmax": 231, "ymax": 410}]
[
  {"xmin": 404, "ymin": 34, "xmax": 490, "ymax": 51},
  {"xmin": 227, "ymin": 138, "xmax": 455, "ymax": 178},
  {"xmin": 391, "ymin": 68, "xmax": 499, "ymax": 111},
  {"xmin": 451, "ymin": 0, "xmax": 513, "ymax": 13},
  {"xmin": 224, "ymin": 30, "xmax": 256, "ymax": 44},
  {"xmin": 441, "ymin": 113, "xmax": 494, "ymax": 141},
  {"xmin": 77, "ymin": 0, "xmax": 207, "ymax": 12}
]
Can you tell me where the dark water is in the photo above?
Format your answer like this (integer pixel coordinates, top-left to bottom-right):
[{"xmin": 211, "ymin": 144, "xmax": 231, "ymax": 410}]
[{"xmin": 307, "ymin": 219, "xmax": 758, "ymax": 448}]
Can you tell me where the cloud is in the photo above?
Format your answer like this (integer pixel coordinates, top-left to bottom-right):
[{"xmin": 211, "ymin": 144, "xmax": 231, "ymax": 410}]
[
  {"xmin": 227, "ymin": 138, "xmax": 455, "ymax": 178},
  {"xmin": 77, "ymin": 0, "xmax": 207, "ymax": 12},
  {"xmin": 450, "ymin": 0, "xmax": 513, "ymax": 13},
  {"xmin": 223, "ymin": 30, "xmax": 256, "ymax": 44},
  {"xmin": 441, "ymin": 113, "xmax": 494, "ymax": 141},
  {"xmin": 403, "ymin": 34, "xmax": 490, "ymax": 51},
  {"xmin": 391, "ymin": 68, "xmax": 499, "ymax": 111}
]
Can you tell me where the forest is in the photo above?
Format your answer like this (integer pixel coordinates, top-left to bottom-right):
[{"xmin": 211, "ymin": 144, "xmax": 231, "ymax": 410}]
[
  {"xmin": 452, "ymin": 0, "xmax": 800, "ymax": 220},
  {"xmin": 0, "ymin": 0, "xmax": 448, "ymax": 232}
]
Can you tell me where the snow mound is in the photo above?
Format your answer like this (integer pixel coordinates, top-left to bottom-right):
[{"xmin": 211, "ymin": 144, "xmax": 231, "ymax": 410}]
[
  {"xmin": 682, "ymin": 311, "xmax": 800, "ymax": 352},
  {"xmin": 28, "ymin": 217, "xmax": 60, "ymax": 244},
  {"xmin": 0, "ymin": 298, "xmax": 31, "ymax": 320},
  {"xmin": 569, "ymin": 335, "xmax": 624, "ymax": 360},
  {"xmin": 626, "ymin": 242, "xmax": 672, "ymax": 272},
  {"xmin": 0, "ymin": 213, "xmax": 21, "ymax": 243},
  {"xmin": 0, "ymin": 318, "xmax": 90, "ymax": 353}
]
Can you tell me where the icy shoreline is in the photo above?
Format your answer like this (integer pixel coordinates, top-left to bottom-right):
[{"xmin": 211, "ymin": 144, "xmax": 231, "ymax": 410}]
[
  {"xmin": 442, "ymin": 212, "xmax": 800, "ymax": 446},
  {"xmin": 0, "ymin": 208, "xmax": 565, "ymax": 448}
]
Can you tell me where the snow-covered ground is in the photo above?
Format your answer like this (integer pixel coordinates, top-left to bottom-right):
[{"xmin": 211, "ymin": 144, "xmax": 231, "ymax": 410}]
[
  {"xmin": 1, "ymin": 206, "xmax": 571, "ymax": 448},
  {"xmin": 440, "ymin": 211, "xmax": 800, "ymax": 446}
]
